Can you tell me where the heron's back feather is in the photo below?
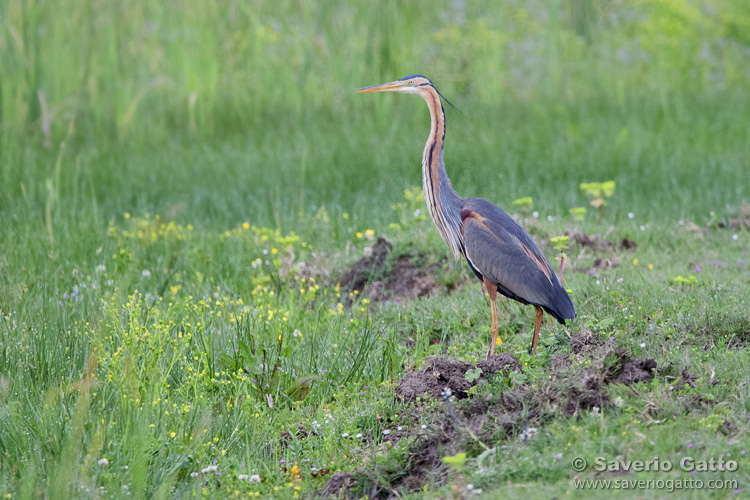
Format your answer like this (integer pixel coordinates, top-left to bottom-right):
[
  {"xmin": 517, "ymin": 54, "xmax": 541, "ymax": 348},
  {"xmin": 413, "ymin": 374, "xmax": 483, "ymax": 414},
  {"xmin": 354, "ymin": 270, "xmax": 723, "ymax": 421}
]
[{"xmin": 461, "ymin": 198, "xmax": 576, "ymax": 323}]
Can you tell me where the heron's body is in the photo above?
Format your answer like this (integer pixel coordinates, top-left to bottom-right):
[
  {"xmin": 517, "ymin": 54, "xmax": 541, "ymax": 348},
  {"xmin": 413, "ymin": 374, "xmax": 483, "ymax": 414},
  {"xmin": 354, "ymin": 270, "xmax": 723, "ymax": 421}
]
[{"xmin": 357, "ymin": 75, "xmax": 575, "ymax": 355}]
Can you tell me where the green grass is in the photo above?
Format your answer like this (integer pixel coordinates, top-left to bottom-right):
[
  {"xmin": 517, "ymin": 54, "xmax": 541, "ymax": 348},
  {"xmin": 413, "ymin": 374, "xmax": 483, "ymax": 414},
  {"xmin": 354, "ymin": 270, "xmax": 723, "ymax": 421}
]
[{"xmin": 1, "ymin": 0, "xmax": 750, "ymax": 498}]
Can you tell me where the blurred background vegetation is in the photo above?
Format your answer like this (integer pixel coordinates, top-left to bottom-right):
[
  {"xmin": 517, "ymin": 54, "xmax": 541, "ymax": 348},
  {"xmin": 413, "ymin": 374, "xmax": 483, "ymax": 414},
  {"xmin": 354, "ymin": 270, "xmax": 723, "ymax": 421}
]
[{"xmin": 1, "ymin": 0, "xmax": 749, "ymax": 227}]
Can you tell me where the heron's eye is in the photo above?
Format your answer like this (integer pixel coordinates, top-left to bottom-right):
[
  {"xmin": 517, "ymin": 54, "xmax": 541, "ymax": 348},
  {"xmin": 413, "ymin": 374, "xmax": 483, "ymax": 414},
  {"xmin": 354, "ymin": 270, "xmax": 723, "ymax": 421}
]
[{"xmin": 409, "ymin": 80, "xmax": 414, "ymax": 85}]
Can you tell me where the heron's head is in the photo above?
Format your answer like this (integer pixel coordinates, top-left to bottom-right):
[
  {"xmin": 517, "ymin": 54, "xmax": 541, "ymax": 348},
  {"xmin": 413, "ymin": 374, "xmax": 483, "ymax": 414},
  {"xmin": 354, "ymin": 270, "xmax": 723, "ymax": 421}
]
[{"xmin": 356, "ymin": 74, "xmax": 433, "ymax": 95}]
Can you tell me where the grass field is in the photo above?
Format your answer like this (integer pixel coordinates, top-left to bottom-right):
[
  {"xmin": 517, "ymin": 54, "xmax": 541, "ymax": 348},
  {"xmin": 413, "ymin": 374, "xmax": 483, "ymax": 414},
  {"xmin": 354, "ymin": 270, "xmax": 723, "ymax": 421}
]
[{"xmin": 1, "ymin": 1, "xmax": 750, "ymax": 498}]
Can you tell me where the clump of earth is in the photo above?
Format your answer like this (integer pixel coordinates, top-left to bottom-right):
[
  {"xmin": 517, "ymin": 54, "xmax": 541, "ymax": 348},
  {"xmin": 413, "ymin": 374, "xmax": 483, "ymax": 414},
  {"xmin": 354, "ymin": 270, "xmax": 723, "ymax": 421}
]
[
  {"xmin": 338, "ymin": 237, "xmax": 441, "ymax": 302},
  {"xmin": 322, "ymin": 331, "xmax": 660, "ymax": 499}
]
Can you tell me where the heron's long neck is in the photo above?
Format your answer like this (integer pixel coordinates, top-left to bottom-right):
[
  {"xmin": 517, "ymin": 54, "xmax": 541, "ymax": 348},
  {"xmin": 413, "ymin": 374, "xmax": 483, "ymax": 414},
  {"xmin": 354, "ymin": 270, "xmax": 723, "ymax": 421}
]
[{"xmin": 420, "ymin": 87, "xmax": 464, "ymax": 260}]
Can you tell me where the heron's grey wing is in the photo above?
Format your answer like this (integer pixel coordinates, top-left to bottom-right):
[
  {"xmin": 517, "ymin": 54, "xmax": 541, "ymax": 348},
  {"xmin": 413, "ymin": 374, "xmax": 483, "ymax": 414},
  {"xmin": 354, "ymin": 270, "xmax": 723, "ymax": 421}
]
[{"xmin": 461, "ymin": 198, "xmax": 574, "ymax": 321}]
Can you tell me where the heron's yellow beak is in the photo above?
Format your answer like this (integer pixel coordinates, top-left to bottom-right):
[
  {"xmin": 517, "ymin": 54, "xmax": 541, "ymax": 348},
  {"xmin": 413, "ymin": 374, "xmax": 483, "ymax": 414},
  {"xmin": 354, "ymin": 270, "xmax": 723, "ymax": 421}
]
[{"xmin": 356, "ymin": 80, "xmax": 407, "ymax": 93}]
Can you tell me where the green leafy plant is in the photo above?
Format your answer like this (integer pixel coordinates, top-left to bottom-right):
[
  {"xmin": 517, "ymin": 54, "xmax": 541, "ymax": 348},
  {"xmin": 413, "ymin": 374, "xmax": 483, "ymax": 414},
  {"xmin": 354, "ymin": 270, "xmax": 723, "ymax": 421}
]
[
  {"xmin": 580, "ymin": 181, "xmax": 615, "ymax": 221},
  {"xmin": 550, "ymin": 235, "xmax": 570, "ymax": 281},
  {"xmin": 674, "ymin": 275, "xmax": 699, "ymax": 286},
  {"xmin": 569, "ymin": 206, "xmax": 587, "ymax": 221},
  {"xmin": 464, "ymin": 367, "xmax": 482, "ymax": 383},
  {"xmin": 441, "ymin": 452, "xmax": 467, "ymax": 470}
]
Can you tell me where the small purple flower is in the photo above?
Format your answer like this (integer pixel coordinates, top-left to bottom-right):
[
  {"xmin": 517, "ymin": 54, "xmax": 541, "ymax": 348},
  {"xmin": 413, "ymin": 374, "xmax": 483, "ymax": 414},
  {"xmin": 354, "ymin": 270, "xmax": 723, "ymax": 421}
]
[
  {"xmin": 688, "ymin": 443, "xmax": 694, "ymax": 448},
  {"xmin": 734, "ymin": 489, "xmax": 741, "ymax": 494},
  {"xmin": 690, "ymin": 470, "xmax": 696, "ymax": 476},
  {"xmin": 741, "ymin": 450, "xmax": 746, "ymax": 455},
  {"xmin": 279, "ymin": 459, "xmax": 286, "ymax": 464}
]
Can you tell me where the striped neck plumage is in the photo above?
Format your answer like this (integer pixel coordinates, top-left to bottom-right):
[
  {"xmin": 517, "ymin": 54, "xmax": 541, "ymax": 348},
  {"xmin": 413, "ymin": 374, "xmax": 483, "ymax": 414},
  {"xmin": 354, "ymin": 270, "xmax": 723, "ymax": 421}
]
[{"xmin": 419, "ymin": 85, "xmax": 464, "ymax": 260}]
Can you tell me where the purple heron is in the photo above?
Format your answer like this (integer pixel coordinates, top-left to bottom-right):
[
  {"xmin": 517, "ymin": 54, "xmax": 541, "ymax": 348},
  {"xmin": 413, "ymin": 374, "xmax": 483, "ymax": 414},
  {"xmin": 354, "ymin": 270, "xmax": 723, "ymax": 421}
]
[{"xmin": 357, "ymin": 75, "xmax": 575, "ymax": 356}]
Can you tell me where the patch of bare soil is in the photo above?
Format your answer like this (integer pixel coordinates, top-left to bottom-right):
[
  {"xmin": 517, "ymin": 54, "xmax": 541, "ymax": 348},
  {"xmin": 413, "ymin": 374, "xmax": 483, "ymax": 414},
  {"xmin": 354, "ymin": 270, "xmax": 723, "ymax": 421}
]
[
  {"xmin": 338, "ymin": 237, "xmax": 439, "ymax": 302},
  {"xmin": 570, "ymin": 330, "xmax": 608, "ymax": 354},
  {"xmin": 676, "ymin": 368, "xmax": 699, "ymax": 389},
  {"xmin": 549, "ymin": 353, "xmax": 573, "ymax": 373},
  {"xmin": 395, "ymin": 355, "xmax": 521, "ymax": 402},
  {"xmin": 614, "ymin": 357, "xmax": 658, "ymax": 385},
  {"xmin": 279, "ymin": 425, "xmax": 312, "ymax": 446},
  {"xmin": 565, "ymin": 231, "xmax": 637, "ymax": 253},
  {"xmin": 726, "ymin": 200, "xmax": 750, "ymax": 230},
  {"xmin": 323, "ymin": 340, "xmax": 658, "ymax": 498},
  {"xmin": 320, "ymin": 472, "xmax": 359, "ymax": 499},
  {"xmin": 565, "ymin": 231, "xmax": 636, "ymax": 274},
  {"xmin": 477, "ymin": 353, "xmax": 522, "ymax": 377}
]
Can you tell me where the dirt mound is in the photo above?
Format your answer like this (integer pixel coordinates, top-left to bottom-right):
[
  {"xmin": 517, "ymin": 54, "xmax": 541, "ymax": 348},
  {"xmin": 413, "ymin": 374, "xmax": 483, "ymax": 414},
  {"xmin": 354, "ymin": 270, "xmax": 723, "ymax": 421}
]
[
  {"xmin": 324, "ymin": 340, "xmax": 658, "ymax": 498},
  {"xmin": 564, "ymin": 231, "xmax": 637, "ymax": 253},
  {"xmin": 677, "ymin": 368, "xmax": 699, "ymax": 389},
  {"xmin": 477, "ymin": 353, "xmax": 522, "ymax": 376},
  {"xmin": 320, "ymin": 472, "xmax": 358, "ymax": 499},
  {"xmin": 615, "ymin": 358, "xmax": 657, "ymax": 385},
  {"xmin": 621, "ymin": 237, "xmax": 637, "ymax": 250},
  {"xmin": 727, "ymin": 200, "xmax": 750, "ymax": 230},
  {"xmin": 570, "ymin": 330, "xmax": 606, "ymax": 354},
  {"xmin": 338, "ymin": 237, "xmax": 439, "ymax": 302},
  {"xmin": 395, "ymin": 355, "xmax": 522, "ymax": 402},
  {"xmin": 601, "ymin": 346, "xmax": 657, "ymax": 385},
  {"xmin": 549, "ymin": 353, "xmax": 573, "ymax": 373},
  {"xmin": 338, "ymin": 237, "xmax": 392, "ymax": 292}
]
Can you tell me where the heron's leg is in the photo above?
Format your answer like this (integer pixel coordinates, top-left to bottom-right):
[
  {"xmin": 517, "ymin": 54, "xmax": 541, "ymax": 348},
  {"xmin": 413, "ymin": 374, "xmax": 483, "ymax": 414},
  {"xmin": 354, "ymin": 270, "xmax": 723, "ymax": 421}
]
[
  {"xmin": 484, "ymin": 279, "xmax": 499, "ymax": 357},
  {"xmin": 531, "ymin": 305, "xmax": 544, "ymax": 354}
]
